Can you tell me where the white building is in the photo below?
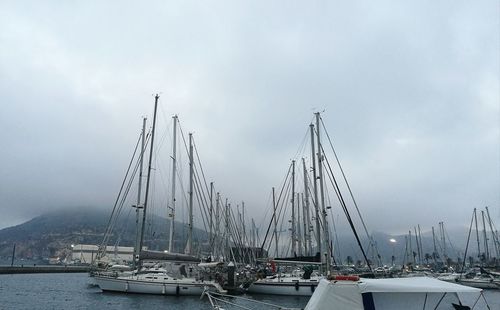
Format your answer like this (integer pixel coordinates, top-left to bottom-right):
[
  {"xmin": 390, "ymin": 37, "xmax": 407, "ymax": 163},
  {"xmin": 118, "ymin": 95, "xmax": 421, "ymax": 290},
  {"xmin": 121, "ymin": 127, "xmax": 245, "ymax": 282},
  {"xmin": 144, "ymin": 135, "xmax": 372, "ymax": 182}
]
[{"xmin": 70, "ymin": 244, "xmax": 135, "ymax": 264}]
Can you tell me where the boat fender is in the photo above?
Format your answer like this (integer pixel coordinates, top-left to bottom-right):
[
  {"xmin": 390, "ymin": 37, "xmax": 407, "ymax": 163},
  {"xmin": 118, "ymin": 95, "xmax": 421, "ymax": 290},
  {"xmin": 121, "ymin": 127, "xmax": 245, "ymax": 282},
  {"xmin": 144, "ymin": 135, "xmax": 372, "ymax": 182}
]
[
  {"xmin": 162, "ymin": 285, "xmax": 166, "ymax": 295},
  {"xmin": 125, "ymin": 281, "xmax": 129, "ymax": 292},
  {"xmin": 311, "ymin": 284, "xmax": 315, "ymax": 292},
  {"xmin": 271, "ymin": 261, "xmax": 276, "ymax": 273},
  {"xmin": 332, "ymin": 275, "xmax": 360, "ymax": 281},
  {"xmin": 176, "ymin": 285, "xmax": 180, "ymax": 296},
  {"xmin": 295, "ymin": 281, "xmax": 299, "ymax": 291}
]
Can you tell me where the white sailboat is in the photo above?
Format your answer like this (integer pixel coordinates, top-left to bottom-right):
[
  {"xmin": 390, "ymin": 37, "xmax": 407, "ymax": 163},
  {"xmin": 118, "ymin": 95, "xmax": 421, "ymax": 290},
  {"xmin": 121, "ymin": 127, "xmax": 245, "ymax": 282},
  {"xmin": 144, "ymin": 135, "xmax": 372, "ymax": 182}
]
[
  {"xmin": 246, "ymin": 267, "xmax": 322, "ymax": 296},
  {"xmin": 247, "ymin": 113, "xmax": 344, "ymax": 296},
  {"xmin": 94, "ymin": 95, "xmax": 226, "ymax": 295},
  {"xmin": 95, "ymin": 271, "xmax": 225, "ymax": 295}
]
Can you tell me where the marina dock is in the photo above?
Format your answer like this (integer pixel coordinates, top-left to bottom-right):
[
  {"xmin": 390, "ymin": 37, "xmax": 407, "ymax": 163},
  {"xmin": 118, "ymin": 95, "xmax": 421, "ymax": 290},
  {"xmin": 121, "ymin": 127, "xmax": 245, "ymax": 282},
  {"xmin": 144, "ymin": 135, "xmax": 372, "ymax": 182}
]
[{"xmin": 0, "ymin": 265, "xmax": 90, "ymax": 274}]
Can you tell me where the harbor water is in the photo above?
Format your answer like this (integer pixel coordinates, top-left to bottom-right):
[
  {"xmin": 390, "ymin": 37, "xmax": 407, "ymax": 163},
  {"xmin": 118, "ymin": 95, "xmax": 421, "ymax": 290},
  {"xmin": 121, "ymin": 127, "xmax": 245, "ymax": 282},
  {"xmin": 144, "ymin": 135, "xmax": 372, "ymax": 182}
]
[
  {"xmin": 1, "ymin": 273, "xmax": 499, "ymax": 309},
  {"xmin": 0, "ymin": 273, "xmax": 309, "ymax": 309}
]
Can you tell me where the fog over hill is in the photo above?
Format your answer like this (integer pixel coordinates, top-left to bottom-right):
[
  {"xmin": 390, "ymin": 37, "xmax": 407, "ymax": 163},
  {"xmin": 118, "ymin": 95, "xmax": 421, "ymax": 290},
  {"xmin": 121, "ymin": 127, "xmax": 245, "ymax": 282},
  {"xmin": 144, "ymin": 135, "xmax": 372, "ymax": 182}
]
[
  {"xmin": 0, "ymin": 207, "xmax": 207, "ymax": 260},
  {"xmin": 1, "ymin": 207, "xmax": 494, "ymax": 265}
]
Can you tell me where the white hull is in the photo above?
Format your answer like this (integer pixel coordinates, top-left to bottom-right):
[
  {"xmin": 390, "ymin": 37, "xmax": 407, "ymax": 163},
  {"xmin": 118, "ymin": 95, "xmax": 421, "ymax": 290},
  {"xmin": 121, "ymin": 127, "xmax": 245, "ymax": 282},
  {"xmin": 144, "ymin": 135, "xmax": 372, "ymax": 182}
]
[
  {"xmin": 94, "ymin": 274, "xmax": 225, "ymax": 296},
  {"xmin": 456, "ymin": 278, "xmax": 500, "ymax": 289},
  {"xmin": 247, "ymin": 277, "xmax": 320, "ymax": 296}
]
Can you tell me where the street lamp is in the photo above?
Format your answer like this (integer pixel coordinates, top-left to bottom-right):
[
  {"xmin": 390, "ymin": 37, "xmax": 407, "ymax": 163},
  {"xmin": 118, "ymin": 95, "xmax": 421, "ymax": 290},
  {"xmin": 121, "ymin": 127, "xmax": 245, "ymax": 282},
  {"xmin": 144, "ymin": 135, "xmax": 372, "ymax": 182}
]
[{"xmin": 389, "ymin": 239, "xmax": 396, "ymax": 266}]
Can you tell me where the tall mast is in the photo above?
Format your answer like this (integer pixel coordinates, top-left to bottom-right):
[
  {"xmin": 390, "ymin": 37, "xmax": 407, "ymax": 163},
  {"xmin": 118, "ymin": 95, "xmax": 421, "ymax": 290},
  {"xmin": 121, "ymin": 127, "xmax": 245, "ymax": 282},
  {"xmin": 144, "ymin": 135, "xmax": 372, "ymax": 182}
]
[
  {"xmin": 237, "ymin": 205, "xmax": 242, "ymax": 247},
  {"xmin": 432, "ymin": 226, "xmax": 438, "ymax": 264},
  {"xmin": 302, "ymin": 158, "xmax": 312, "ymax": 255},
  {"xmin": 185, "ymin": 132, "xmax": 194, "ymax": 255},
  {"xmin": 486, "ymin": 206, "xmax": 500, "ymax": 258},
  {"xmin": 404, "ymin": 235, "xmax": 409, "ymax": 265},
  {"xmin": 251, "ymin": 218, "xmax": 257, "ymax": 248},
  {"xmin": 209, "ymin": 182, "xmax": 214, "ymax": 251},
  {"xmin": 481, "ymin": 210, "xmax": 489, "ymax": 261},
  {"xmin": 409, "ymin": 230, "xmax": 414, "ymax": 265},
  {"xmin": 316, "ymin": 112, "xmax": 331, "ymax": 273},
  {"xmin": 168, "ymin": 115, "xmax": 177, "ymax": 253},
  {"xmin": 242, "ymin": 201, "xmax": 246, "ymax": 246},
  {"xmin": 291, "ymin": 160, "xmax": 296, "ymax": 256},
  {"xmin": 418, "ymin": 225, "xmax": 423, "ymax": 264},
  {"xmin": 215, "ymin": 192, "xmax": 221, "ymax": 259},
  {"xmin": 301, "ymin": 193, "xmax": 309, "ymax": 255},
  {"xmin": 272, "ymin": 187, "xmax": 279, "ymax": 257},
  {"xmin": 441, "ymin": 222, "xmax": 447, "ymax": 261},
  {"xmin": 297, "ymin": 193, "xmax": 303, "ymax": 256},
  {"xmin": 310, "ymin": 123, "xmax": 321, "ymax": 256},
  {"xmin": 225, "ymin": 200, "xmax": 230, "ymax": 259},
  {"xmin": 133, "ymin": 117, "xmax": 147, "ymax": 267},
  {"xmin": 414, "ymin": 227, "xmax": 421, "ymax": 265},
  {"xmin": 138, "ymin": 94, "xmax": 160, "ymax": 266},
  {"xmin": 474, "ymin": 208, "xmax": 481, "ymax": 261}
]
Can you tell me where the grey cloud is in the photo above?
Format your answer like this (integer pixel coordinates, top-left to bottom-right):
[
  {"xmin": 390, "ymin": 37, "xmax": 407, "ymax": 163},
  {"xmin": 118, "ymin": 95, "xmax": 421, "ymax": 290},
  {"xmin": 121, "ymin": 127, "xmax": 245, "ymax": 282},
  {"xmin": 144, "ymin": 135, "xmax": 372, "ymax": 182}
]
[{"xmin": 0, "ymin": 1, "xmax": 498, "ymax": 237}]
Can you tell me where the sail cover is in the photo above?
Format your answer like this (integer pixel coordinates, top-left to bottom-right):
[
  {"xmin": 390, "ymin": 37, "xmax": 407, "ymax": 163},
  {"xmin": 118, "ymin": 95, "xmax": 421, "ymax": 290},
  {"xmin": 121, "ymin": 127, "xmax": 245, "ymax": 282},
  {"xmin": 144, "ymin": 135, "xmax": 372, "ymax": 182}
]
[
  {"xmin": 139, "ymin": 250, "xmax": 200, "ymax": 262},
  {"xmin": 305, "ymin": 277, "xmax": 481, "ymax": 310}
]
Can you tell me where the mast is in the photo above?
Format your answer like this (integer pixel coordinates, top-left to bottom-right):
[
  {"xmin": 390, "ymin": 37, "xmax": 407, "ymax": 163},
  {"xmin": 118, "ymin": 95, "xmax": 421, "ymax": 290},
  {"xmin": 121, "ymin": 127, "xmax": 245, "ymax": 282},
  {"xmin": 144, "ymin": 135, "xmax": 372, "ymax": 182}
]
[
  {"xmin": 474, "ymin": 208, "xmax": 481, "ymax": 261},
  {"xmin": 209, "ymin": 182, "xmax": 214, "ymax": 251},
  {"xmin": 237, "ymin": 205, "xmax": 242, "ymax": 247},
  {"xmin": 225, "ymin": 200, "xmax": 230, "ymax": 259},
  {"xmin": 215, "ymin": 192, "xmax": 221, "ymax": 259},
  {"xmin": 138, "ymin": 94, "xmax": 160, "ymax": 266},
  {"xmin": 481, "ymin": 210, "xmax": 489, "ymax": 261},
  {"xmin": 316, "ymin": 112, "xmax": 331, "ymax": 273},
  {"xmin": 242, "ymin": 201, "xmax": 246, "ymax": 246},
  {"xmin": 414, "ymin": 227, "xmax": 421, "ymax": 265},
  {"xmin": 486, "ymin": 206, "xmax": 500, "ymax": 258},
  {"xmin": 418, "ymin": 225, "xmax": 423, "ymax": 264},
  {"xmin": 297, "ymin": 193, "xmax": 303, "ymax": 256},
  {"xmin": 272, "ymin": 187, "xmax": 279, "ymax": 257},
  {"xmin": 409, "ymin": 230, "xmax": 415, "ymax": 265},
  {"xmin": 440, "ymin": 222, "xmax": 447, "ymax": 260},
  {"xmin": 404, "ymin": 235, "xmax": 409, "ymax": 265},
  {"xmin": 251, "ymin": 218, "xmax": 257, "ymax": 248},
  {"xmin": 185, "ymin": 132, "xmax": 194, "ymax": 255},
  {"xmin": 168, "ymin": 115, "xmax": 177, "ymax": 253},
  {"xmin": 432, "ymin": 226, "xmax": 438, "ymax": 264},
  {"xmin": 302, "ymin": 158, "xmax": 312, "ymax": 255},
  {"xmin": 133, "ymin": 117, "xmax": 147, "ymax": 267},
  {"xmin": 310, "ymin": 123, "xmax": 321, "ymax": 256},
  {"xmin": 301, "ymin": 193, "xmax": 308, "ymax": 255},
  {"xmin": 291, "ymin": 160, "xmax": 296, "ymax": 256}
]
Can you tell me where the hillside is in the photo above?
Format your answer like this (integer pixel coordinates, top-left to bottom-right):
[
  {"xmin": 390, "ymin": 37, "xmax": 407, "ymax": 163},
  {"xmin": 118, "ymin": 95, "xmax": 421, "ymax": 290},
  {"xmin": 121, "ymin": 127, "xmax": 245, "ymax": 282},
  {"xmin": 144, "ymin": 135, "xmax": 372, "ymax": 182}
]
[
  {"xmin": 0, "ymin": 207, "xmax": 207, "ymax": 260},
  {"xmin": 0, "ymin": 207, "xmax": 477, "ymax": 265}
]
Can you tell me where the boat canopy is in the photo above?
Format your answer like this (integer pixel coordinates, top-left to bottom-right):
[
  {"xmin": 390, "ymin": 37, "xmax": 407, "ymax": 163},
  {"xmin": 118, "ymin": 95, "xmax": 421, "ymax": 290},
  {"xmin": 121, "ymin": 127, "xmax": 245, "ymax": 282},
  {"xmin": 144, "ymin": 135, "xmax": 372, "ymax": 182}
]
[
  {"xmin": 305, "ymin": 277, "xmax": 481, "ymax": 310},
  {"xmin": 139, "ymin": 250, "xmax": 200, "ymax": 262},
  {"xmin": 358, "ymin": 277, "xmax": 481, "ymax": 293}
]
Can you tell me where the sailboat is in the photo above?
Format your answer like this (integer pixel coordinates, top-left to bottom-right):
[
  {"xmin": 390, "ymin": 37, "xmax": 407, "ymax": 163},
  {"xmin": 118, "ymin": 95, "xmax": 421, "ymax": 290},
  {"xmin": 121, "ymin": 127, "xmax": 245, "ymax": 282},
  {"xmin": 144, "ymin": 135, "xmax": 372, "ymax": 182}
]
[
  {"xmin": 247, "ymin": 113, "xmax": 337, "ymax": 296},
  {"xmin": 93, "ymin": 95, "xmax": 226, "ymax": 295}
]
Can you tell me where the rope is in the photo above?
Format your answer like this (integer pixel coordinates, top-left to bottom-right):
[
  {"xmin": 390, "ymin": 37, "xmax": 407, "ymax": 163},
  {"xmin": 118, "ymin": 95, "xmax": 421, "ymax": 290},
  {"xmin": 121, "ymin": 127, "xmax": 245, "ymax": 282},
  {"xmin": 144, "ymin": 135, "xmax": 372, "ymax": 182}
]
[
  {"xmin": 320, "ymin": 116, "xmax": 382, "ymax": 264},
  {"xmin": 207, "ymin": 291, "xmax": 299, "ymax": 309}
]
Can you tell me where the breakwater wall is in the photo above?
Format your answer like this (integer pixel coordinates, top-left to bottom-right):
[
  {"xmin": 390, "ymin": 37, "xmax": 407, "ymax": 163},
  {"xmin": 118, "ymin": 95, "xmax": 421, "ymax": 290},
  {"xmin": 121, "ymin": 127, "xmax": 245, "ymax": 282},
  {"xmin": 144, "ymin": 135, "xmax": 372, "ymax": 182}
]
[{"xmin": 0, "ymin": 265, "xmax": 90, "ymax": 274}]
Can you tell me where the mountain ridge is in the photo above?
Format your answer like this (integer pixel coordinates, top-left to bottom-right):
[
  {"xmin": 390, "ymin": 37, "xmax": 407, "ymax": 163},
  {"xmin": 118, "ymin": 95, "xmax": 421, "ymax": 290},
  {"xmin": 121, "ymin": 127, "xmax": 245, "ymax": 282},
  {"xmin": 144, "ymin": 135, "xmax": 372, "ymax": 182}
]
[{"xmin": 0, "ymin": 207, "xmax": 206, "ymax": 260}]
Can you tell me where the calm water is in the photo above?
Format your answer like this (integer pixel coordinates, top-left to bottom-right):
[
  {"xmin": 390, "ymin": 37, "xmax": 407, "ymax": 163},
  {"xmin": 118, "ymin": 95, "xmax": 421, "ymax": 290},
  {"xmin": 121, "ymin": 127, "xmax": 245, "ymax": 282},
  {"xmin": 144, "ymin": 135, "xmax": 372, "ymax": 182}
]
[
  {"xmin": 0, "ymin": 273, "xmax": 499, "ymax": 309},
  {"xmin": 0, "ymin": 273, "xmax": 309, "ymax": 309}
]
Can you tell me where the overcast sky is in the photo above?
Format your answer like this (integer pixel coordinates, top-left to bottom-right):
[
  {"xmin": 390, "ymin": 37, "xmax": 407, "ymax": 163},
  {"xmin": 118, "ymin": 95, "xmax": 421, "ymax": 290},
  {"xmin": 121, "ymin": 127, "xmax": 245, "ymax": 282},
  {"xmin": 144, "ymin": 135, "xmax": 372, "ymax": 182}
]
[{"xmin": 0, "ymin": 1, "xmax": 498, "ymax": 235}]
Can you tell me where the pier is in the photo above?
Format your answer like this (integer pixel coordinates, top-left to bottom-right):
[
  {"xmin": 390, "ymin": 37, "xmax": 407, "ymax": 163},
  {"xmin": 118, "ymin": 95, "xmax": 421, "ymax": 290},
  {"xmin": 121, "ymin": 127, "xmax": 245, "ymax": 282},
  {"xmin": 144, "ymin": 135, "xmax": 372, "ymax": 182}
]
[{"xmin": 0, "ymin": 265, "xmax": 90, "ymax": 274}]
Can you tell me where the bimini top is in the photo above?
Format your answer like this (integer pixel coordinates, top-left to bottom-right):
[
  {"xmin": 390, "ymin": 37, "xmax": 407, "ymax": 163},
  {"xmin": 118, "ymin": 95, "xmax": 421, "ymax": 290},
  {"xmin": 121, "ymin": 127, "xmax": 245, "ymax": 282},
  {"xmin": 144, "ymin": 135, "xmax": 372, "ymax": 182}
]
[
  {"xmin": 305, "ymin": 277, "xmax": 482, "ymax": 310},
  {"xmin": 357, "ymin": 276, "xmax": 480, "ymax": 294}
]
